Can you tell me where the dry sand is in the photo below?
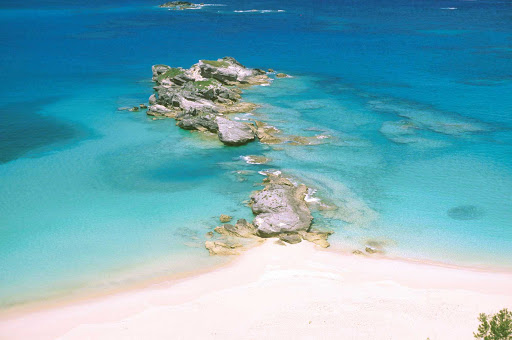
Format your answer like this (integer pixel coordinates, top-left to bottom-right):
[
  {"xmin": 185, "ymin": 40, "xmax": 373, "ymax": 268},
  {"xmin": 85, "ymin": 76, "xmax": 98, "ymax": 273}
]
[{"xmin": 1, "ymin": 241, "xmax": 511, "ymax": 339}]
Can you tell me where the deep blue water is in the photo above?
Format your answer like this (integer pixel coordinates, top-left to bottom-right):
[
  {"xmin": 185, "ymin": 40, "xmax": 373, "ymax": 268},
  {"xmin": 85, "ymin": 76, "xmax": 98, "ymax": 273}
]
[{"xmin": 1, "ymin": 0, "xmax": 511, "ymax": 308}]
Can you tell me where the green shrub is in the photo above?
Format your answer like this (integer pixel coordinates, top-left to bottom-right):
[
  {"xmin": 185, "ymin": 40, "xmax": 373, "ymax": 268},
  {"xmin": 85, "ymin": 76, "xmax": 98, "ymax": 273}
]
[
  {"xmin": 201, "ymin": 60, "xmax": 229, "ymax": 68},
  {"xmin": 474, "ymin": 308, "xmax": 512, "ymax": 340}
]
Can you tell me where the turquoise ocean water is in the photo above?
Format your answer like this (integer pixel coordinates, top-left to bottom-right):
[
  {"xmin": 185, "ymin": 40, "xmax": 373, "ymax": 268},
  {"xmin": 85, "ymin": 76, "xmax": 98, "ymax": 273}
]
[{"xmin": 1, "ymin": 0, "xmax": 511, "ymax": 308}]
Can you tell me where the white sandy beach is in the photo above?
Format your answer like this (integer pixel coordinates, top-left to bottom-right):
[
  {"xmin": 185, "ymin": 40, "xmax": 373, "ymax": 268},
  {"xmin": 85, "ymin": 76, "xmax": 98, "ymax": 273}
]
[{"xmin": 1, "ymin": 241, "xmax": 512, "ymax": 340}]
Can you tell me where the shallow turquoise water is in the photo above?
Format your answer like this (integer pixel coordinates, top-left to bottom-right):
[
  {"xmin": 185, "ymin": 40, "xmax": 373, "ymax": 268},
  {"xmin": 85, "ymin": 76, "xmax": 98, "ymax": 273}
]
[{"xmin": 0, "ymin": 0, "xmax": 511, "ymax": 307}]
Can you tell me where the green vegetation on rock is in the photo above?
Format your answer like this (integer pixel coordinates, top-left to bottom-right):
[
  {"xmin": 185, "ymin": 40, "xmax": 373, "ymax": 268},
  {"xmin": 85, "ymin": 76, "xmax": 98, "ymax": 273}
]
[
  {"xmin": 157, "ymin": 68, "xmax": 184, "ymax": 82},
  {"xmin": 474, "ymin": 309, "xmax": 512, "ymax": 340},
  {"xmin": 193, "ymin": 79, "xmax": 219, "ymax": 89},
  {"xmin": 201, "ymin": 60, "xmax": 230, "ymax": 68}
]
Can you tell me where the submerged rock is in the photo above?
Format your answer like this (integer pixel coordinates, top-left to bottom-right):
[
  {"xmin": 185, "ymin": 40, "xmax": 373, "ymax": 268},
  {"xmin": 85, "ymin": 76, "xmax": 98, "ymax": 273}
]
[
  {"xmin": 205, "ymin": 241, "xmax": 243, "ymax": 256},
  {"xmin": 365, "ymin": 246, "xmax": 380, "ymax": 254},
  {"xmin": 216, "ymin": 116, "xmax": 255, "ymax": 146},
  {"xmin": 219, "ymin": 214, "xmax": 232, "ymax": 223},
  {"xmin": 254, "ymin": 120, "xmax": 283, "ymax": 144},
  {"xmin": 242, "ymin": 155, "xmax": 271, "ymax": 164},
  {"xmin": 447, "ymin": 205, "xmax": 484, "ymax": 220},
  {"xmin": 276, "ymin": 73, "xmax": 290, "ymax": 78},
  {"xmin": 250, "ymin": 173, "xmax": 313, "ymax": 236}
]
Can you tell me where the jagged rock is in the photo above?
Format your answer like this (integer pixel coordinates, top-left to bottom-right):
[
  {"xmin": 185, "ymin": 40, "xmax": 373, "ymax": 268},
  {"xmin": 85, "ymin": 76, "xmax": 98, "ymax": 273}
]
[
  {"xmin": 279, "ymin": 233, "xmax": 302, "ymax": 244},
  {"xmin": 365, "ymin": 246, "xmax": 380, "ymax": 254},
  {"xmin": 129, "ymin": 106, "xmax": 139, "ymax": 112},
  {"xmin": 205, "ymin": 241, "xmax": 243, "ymax": 256},
  {"xmin": 177, "ymin": 114, "xmax": 218, "ymax": 132},
  {"xmin": 214, "ymin": 219, "xmax": 258, "ymax": 238},
  {"xmin": 298, "ymin": 230, "xmax": 331, "ymax": 248},
  {"xmin": 250, "ymin": 174, "xmax": 313, "ymax": 236},
  {"xmin": 276, "ymin": 73, "xmax": 290, "ymax": 78},
  {"xmin": 149, "ymin": 94, "xmax": 157, "ymax": 105},
  {"xmin": 147, "ymin": 104, "xmax": 175, "ymax": 117},
  {"xmin": 205, "ymin": 231, "xmax": 214, "ymax": 238},
  {"xmin": 139, "ymin": 104, "xmax": 148, "ymax": 109},
  {"xmin": 147, "ymin": 57, "xmax": 272, "ymax": 145},
  {"xmin": 198, "ymin": 57, "xmax": 269, "ymax": 85},
  {"xmin": 254, "ymin": 120, "xmax": 283, "ymax": 144},
  {"xmin": 217, "ymin": 101, "xmax": 258, "ymax": 115},
  {"xmin": 152, "ymin": 64, "xmax": 172, "ymax": 81},
  {"xmin": 219, "ymin": 214, "xmax": 232, "ymax": 223},
  {"xmin": 352, "ymin": 250, "xmax": 365, "ymax": 255},
  {"xmin": 216, "ymin": 117, "xmax": 255, "ymax": 146},
  {"xmin": 268, "ymin": 68, "xmax": 275, "ymax": 73}
]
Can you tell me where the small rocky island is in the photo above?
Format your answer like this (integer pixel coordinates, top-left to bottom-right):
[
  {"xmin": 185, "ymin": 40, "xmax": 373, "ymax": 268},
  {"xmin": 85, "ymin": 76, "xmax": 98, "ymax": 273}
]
[
  {"xmin": 205, "ymin": 173, "xmax": 333, "ymax": 255},
  {"xmin": 159, "ymin": 1, "xmax": 202, "ymax": 10},
  {"xmin": 141, "ymin": 57, "xmax": 336, "ymax": 255},
  {"xmin": 148, "ymin": 57, "xmax": 270, "ymax": 146}
]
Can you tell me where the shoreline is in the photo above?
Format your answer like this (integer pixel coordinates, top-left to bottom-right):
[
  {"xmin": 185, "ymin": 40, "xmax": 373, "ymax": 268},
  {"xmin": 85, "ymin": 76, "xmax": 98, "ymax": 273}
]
[
  {"xmin": 2, "ymin": 240, "xmax": 512, "ymax": 339},
  {"xmin": 2, "ymin": 239, "xmax": 511, "ymax": 319}
]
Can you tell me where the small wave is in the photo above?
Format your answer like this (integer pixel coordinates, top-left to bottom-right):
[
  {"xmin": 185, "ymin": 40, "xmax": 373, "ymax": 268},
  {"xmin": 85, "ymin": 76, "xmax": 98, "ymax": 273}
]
[
  {"xmin": 258, "ymin": 170, "xmax": 281, "ymax": 176},
  {"xmin": 304, "ymin": 188, "xmax": 321, "ymax": 204},
  {"xmin": 440, "ymin": 7, "xmax": 457, "ymax": 10},
  {"xmin": 234, "ymin": 9, "xmax": 285, "ymax": 13}
]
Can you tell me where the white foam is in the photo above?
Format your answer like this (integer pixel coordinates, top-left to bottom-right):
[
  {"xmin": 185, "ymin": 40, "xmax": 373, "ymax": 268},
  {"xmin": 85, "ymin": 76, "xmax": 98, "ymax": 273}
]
[
  {"xmin": 258, "ymin": 170, "xmax": 281, "ymax": 176},
  {"xmin": 234, "ymin": 9, "xmax": 285, "ymax": 13},
  {"xmin": 304, "ymin": 188, "xmax": 321, "ymax": 204}
]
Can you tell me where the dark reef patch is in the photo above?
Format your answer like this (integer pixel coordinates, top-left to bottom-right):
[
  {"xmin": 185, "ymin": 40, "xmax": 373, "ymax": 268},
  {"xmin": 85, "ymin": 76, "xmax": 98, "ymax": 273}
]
[
  {"xmin": 0, "ymin": 99, "xmax": 88, "ymax": 164},
  {"xmin": 447, "ymin": 205, "xmax": 485, "ymax": 221}
]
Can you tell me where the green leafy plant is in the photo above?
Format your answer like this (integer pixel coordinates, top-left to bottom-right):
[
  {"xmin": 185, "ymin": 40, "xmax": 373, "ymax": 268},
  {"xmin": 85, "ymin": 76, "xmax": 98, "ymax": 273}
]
[{"xmin": 474, "ymin": 308, "xmax": 512, "ymax": 340}]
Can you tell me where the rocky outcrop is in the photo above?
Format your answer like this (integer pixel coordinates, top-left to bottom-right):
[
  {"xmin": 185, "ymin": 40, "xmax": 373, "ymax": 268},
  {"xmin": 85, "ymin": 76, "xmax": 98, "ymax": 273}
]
[
  {"xmin": 250, "ymin": 174, "xmax": 313, "ymax": 236},
  {"xmin": 197, "ymin": 57, "xmax": 268, "ymax": 86},
  {"xmin": 147, "ymin": 104, "xmax": 175, "ymax": 117},
  {"xmin": 216, "ymin": 117, "xmax": 255, "ymax": 146},
  {"xmin": 214, "ymin": 219, "xmax": 258, "ymax": 238},
  {"xmin": 159, "ymin": 1, "xmax": 199, "ymax": 9},
  {"xmin": 148, "ymin": 57, "xmax": 270, "ymax": 146},
  {"xmin": 203, "ymin": 174, "xmax": 334, "ymax": 255},
  {"xmin": 298, "ymin": 230, "xmax": 332, "ymax": 248}
]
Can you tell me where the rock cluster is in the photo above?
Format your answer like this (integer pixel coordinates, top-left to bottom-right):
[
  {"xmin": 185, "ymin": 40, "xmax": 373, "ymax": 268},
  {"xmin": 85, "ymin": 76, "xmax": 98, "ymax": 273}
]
[
  {"xmin": 159, "ymin": 1, "xmax": 201, "ymax": 9},
  {"xmin": 148, "ymin": 57, "xmax": 270, "ymax": 146},
  {"xmin": 204, "ymin": 174, "xmax": 333, "ymax": 255},
  {"xmin": 250, "ymin": 173, "xmax": 313, "ymax": 236}
]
